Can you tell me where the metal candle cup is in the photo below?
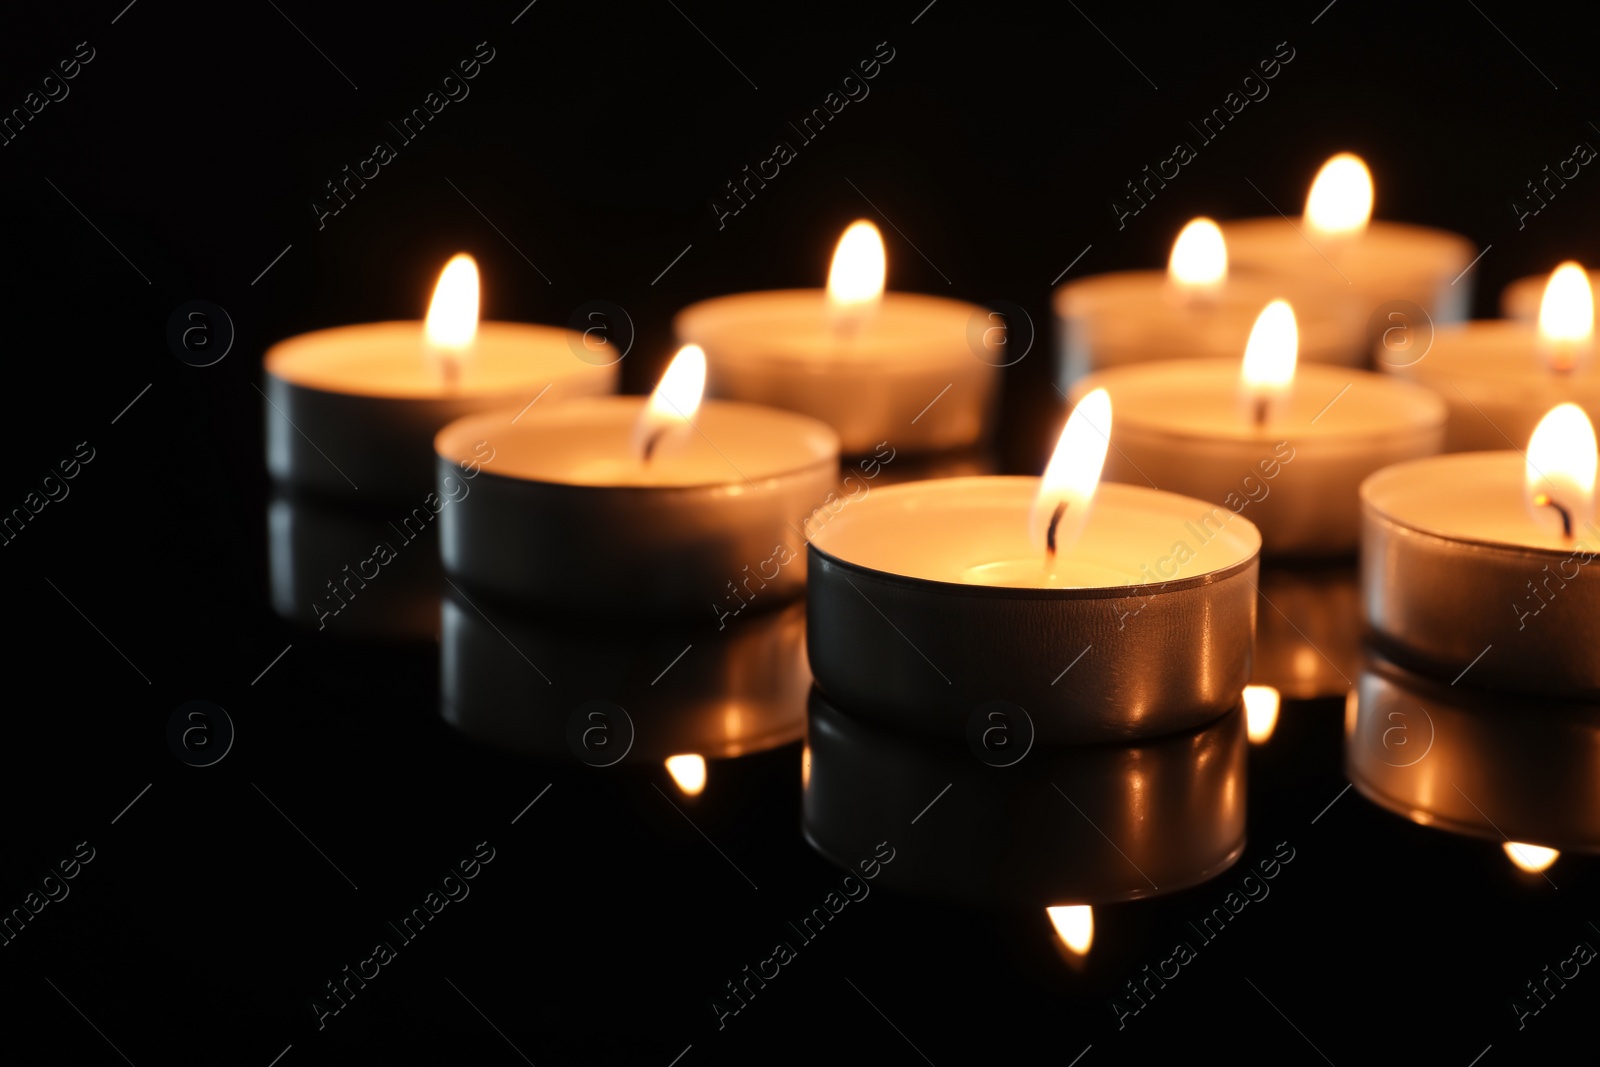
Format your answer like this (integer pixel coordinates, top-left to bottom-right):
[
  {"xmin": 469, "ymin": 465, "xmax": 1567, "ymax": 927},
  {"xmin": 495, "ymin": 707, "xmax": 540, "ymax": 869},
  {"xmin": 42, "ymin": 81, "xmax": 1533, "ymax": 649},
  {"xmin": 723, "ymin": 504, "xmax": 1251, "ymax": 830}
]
[
  {"xmin": 674, "ymin": 290, "xmax": 997, "ymax": 455},
  {"xmin": 264, "ymin": 321, "xmax": 615, "ymax": 500},
  {"xmin": 805, "ymin": 477, "xmax": 1260, "ymax": 744},
  {"xmin": 436, "ymin": 396, "xmax": 840, "ymax": 615},
  {"xmin": 1360, "ymin": 453, "xmax": 1600, "ymax": 697},
  {"xmin": 1071, "ymin": 359, "xmax": 1446, "ymax": 556}
]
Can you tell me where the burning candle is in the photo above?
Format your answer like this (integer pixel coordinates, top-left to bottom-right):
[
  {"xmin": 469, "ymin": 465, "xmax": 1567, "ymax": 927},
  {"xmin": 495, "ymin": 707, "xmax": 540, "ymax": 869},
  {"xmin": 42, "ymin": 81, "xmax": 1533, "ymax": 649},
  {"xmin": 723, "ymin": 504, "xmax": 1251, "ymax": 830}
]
[
  {"xmin": 1501, "ymin": 262, "xmax": 1600, "ymax": 322},
  {"xmin": 436, "ymin": 345, "xmax": 840, "ymax": 614},
  {"xmin": 263, "ymin": 254, "xmax": 616, "ymax": 499},
  {"xmin": 1070, "ymin": 301, "xmax": 1446, "ymax": 555},
  {"xmin": 1360, "ymin": 404, "xmax": 1600, "ymax": 696},
  {"xmin": 675, "ymin": 221, "xmax": 996, "ymax": 455},
  {"xmin": 1221, "ymin": 153, "xmax": 1476, "ymax": 326},
  {"xmin": 1386, "ymin": 263, "xmax": 1600, "ymax": 451},
  {"xmin": 805, "ymin": 391, "xmax": 1260, "ymax": 743},
  {"xmin": 1055, "ymin": 217, "xmax": 1366, "ymax": 387}
]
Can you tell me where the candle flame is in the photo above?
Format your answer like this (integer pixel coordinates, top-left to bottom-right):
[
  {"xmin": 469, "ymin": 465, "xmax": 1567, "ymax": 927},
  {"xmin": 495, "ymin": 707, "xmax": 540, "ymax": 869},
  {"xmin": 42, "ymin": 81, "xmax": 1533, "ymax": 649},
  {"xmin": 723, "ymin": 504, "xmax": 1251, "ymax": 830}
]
[
  {"xmin": 1524, "ymin": 403, "xmax": 1598, "ymax": 538},
  {"xmin": 424, "ymin": 253, "xmax": 480, "ymax": 354},
  {"xmin": 665, "ymin": 754, "xmax": 707, "ymax": 796},
  {"xmin": 1537, "ymin": 261, "xmax": 1595, "ymax": 373},
  {"xmin": 1047, "ymin": 905, "xmax": 1094, "ymax": 956},
  {"xmin": 1034, "ymin": 388, "xmax": 1112, "ymax": 557},
  {"xmin": 1240, "ymin": 300, "xmax": 1298, "ymax": 425},
  {"xmin": 634, "ymin": 345, "xmax": 708, "ymax": 461},
  {"xmin": 1304, "ymin": 153, "xmax": 1373, "ymax": 238},
  {"xmin": 1168, "ymin": 217, "xmax": 1228, "ymax": 294},
  {"xmin": 1503, "ymin": 841, "xmax": 1558, "ymax": 874},
  {"xmin": 826, "ymin": 220, "xmax": 886, "ymax": 335},
  {"xmin": 1243, "ymin": 684, "xmax": 1280, "ymax": 744},
  {"xmin": 801, "ymin": 743, "xmax": 811, "ymax": 789}
]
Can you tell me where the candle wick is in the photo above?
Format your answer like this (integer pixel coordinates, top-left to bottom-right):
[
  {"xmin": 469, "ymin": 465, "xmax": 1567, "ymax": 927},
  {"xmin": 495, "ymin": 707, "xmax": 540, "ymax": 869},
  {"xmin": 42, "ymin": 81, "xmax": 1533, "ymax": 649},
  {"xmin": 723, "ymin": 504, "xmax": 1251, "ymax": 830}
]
[
  {"xmin": 642, "ymin": 428, "xmax": 664, "ymax": 464},
  {"xmin": 1534, "ymin": 492, "xmax": 1574, "ymax": 538},
  {"xmin": 1045, "ymin": 500, "xmax": 1068, "ymax": 560},
  {"xmin": 1252, "ymin": 396, "xmax": 1269, "ymax": 429},
  {"xmin": 441, "ymin": 354, "xmax": 459, "ymax": 393}
]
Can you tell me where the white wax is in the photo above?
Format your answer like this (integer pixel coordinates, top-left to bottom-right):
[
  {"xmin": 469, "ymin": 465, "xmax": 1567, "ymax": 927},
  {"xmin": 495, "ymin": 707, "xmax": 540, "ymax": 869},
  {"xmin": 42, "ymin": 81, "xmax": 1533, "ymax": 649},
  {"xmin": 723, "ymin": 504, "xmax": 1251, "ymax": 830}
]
[
  {"xmin": 810, "ymin": 476, "xmax": 1258, "ymax": 590},
  {"xmin": 964, "ymin": 558, "xmax": 1142, "ymax": 588},
  {"xmin": 1219, "ymin": 218, "xmax": 1475, "ymax": 324},
  {"xmin": 1054, "ymin": 268, "xmax": 1365, "ymax": 386},
  {"xmin": 1071, "ymin": 359, "xmax": 1446, "ymax": 555},
  {"xmin": 675, "ymin": 289, "xmax": 996, "ymax": 455},
  {"xmin": 1382, "ymin": 321, "xmax": 1600, "ymax": 452},
  {"xmin": 266, "ymin": 320, "xmax": 602, "ymax": 398},
  {"xmin": 1501, "ymin": 270, "xmax": 1600, "ymax": 322}
]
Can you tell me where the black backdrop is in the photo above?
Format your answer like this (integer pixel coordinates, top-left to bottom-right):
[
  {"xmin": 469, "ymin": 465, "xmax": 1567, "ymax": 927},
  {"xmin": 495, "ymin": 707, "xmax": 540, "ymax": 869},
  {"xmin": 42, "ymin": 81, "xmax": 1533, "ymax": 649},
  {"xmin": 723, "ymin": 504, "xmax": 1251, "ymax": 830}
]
[{"xmin": 2, "ymin": 1, "xmax": 1598, "ymax": 1063}]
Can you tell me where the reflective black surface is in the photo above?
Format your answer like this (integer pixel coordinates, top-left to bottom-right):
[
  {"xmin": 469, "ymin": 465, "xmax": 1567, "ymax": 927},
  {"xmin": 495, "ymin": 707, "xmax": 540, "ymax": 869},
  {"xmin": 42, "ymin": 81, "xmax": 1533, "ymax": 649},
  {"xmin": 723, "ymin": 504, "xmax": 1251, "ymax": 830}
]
[{"xmin": 6, "ymin": 1, "xmax": 1600, "ymax": 1062}]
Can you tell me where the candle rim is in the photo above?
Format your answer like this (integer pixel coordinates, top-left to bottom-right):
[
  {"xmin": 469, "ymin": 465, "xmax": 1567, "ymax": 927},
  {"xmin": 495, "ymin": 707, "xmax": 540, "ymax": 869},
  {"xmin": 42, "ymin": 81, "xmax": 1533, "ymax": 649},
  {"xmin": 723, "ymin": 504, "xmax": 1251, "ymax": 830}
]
[
  {"xmin": 807, "ymin": 475, "xmax": 1261, "ymax": 599},
  {"xmin": 1073, "ymin": 359, "xmax": 1446, "ymax": 444},
  {"xmin": 1361, "ymin": 452, "xmax": 1594, "ymax": 558},
  {"xmin": 265, "ymin": 319, "xmax": 598, "ymax": 400},
  {"xmin": 674, "ymin": 288, "xmax": 985, "ymax": 368},
  {"xmin": 1218, "ymin": 216, "xmax": 1473, "ymax": 252},
  {"xmin": 435, "ymin": 395, "xmax": 841, "ymax": 491}
]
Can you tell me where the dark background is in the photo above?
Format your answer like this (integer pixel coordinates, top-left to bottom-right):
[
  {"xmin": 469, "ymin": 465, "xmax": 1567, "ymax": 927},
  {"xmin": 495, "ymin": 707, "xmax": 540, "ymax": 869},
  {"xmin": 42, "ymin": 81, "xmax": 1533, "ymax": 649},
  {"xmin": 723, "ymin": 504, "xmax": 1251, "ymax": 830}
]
[{"xmin": 1, "ymin": 0, "xmax": 1598, "ymax": 1063}]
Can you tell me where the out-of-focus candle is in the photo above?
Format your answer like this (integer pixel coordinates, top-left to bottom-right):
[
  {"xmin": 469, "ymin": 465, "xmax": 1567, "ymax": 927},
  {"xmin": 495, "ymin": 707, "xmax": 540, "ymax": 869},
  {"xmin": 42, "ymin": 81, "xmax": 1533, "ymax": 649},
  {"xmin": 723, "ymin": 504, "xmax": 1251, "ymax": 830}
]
[
  {"xmin": 1055, "ymin": 217, "xmax": 1366, "ymax": 387},
  {"xmin": 1361, "ymin": 404, "xmax": 1600, "ymax": 696},
  {"xmin": 437, "ymin": 345, "xmax": 840, "ymax": 614},
  {"xmin": 1501, "ymin": 263, "xmax": 1600, "ymax": 322},
  {"xmin": 1386, "ymin": 263, "xmax": 1600, "ymax": 451},
  {"xmin": 676, "ymin": 221, "xmax": 997, "ymax": 455},
  {"xmin": 1221, "ymin": 153, "xmax": 1476, "ymax": 326},
  {"xmin": 1072, "ymin": 301, "xmax": 1446, "ymax": 555},
  {"xmin": 264, "ymin": 254, "xmax": 616, "ymax": 499},
  {"xmin": 805, "ymin": 392, "xmax": 1261, "ymax": 743}
]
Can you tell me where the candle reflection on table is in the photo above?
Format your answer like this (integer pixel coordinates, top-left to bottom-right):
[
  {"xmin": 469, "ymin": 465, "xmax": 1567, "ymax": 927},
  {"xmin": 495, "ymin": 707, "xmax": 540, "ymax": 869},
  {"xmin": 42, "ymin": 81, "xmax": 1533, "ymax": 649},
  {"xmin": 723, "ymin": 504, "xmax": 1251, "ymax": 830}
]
[
  {"xmin": 803, "ymin": 690, "xmax": 1246, "ymax": 908},
  {"xmin": 439, "ymin": 592, "xmax": 808, "ymax": 769},
  {"xmin": 267, "ymin": 491, "xmax": 442, "ymax": 641},
  {"xmin": 1346, "ymin": 653, "xmax": 1600, "ymax": 859}
]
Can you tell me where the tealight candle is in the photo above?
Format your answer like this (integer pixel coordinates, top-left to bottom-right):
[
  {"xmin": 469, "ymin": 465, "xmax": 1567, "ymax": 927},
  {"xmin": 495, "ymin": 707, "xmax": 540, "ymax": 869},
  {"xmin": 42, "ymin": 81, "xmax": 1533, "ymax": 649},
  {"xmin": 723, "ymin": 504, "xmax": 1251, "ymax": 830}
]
[
  {"xmin": 806, "ymin": 391, "xmax": 1261, "ymax": 744},
  {"xmin": 1071, "ymin": 301, "xmax": 1446, "ymax": 555},
  {"xmin": 1055, "ymin": 217, "xmax": 1365, "ymax": 387},
  {"xmin": 674, "ymin": 221, "xmax": 997, "ymax": 455},
  {"xmin": 437, "ymin": 345, "xmax": 840, "ymax": 614},
  {"xmin": 1501, "ymin": 263, "xmax": 1600, "ymax": 321},
  {"xmin": 1386, "ymin": 263, "xmax": 1600, "ymax": 451},
  {"xmin": 264, "ymin": 254, "xmax": 615, "ymax": 499},
  {"xmin": 1220, "ymin": 153, "xmax": 1476, "ymax": 326},
  {"xmin": 1361, "ymin": 404, "xmax": 1600, "ymax": 696}
]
